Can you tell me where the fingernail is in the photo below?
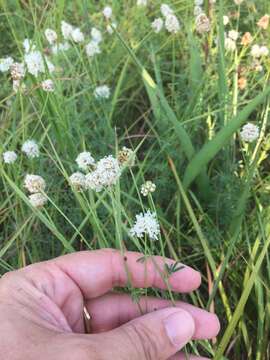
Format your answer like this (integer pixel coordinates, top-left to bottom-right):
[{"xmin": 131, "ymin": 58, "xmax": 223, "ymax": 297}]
[{"xmin": 164, "ymin": 310, "xmax": 195, "ymax": 347}]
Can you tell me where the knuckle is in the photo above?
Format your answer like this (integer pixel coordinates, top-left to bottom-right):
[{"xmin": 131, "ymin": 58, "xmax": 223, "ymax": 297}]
[{"xmin": 123, "ymin": 322, "xmax": 159, "ymax": 360}]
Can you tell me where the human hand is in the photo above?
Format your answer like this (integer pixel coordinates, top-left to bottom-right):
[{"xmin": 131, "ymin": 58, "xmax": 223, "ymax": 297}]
[{"xmin": 0, "ymin": 249, "xmax": 220, "ymax": 359}]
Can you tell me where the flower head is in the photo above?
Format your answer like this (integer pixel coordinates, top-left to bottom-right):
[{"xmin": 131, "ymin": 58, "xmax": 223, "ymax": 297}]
[
  {"xmin": 161, "ymin": 4, "xmax": 174, "ymax": 17},
  {"xmin": 69, "ymin": 172, "xmax": 86, "ymax": 191},
  {"xmin": 24, "ymin": 51, "xmax": 45, "ymax": 77},
  {"xmin": 91, "ymin": 28, "xmax": 102, "ymax": 44},
  {"xmin": 61, "ymin": 21, "xmax": 73, "ymax": 40},
  {"xmin": 257, "ymin": 14, "xmax": 269, "ymax": 30},
  {"xmin": 86, "ymin": 41, "xmax": 101, "ymax": 57},
  {"xmin": 71, "ymin": 28, "xmax": 85, "ymax": 43},
  {"xmin": 3, "ymin": 151, "xmax": 17, "ymax": 164},
  {"xmin": 195, "ymin": 13, "xmax": 211, "ymax": 33},
  {"xmin": 117, "ymin": 147, "xmax": 135, "ymax": 167},
  {"xmin": 0, "ymin": 57, "xmax": 14, "ymax": 72},
  {"xmin": 24, "ymin": 174, "xmax": 46, "ymax": 193},
  {"xmin": 165, "ymin": 14, "xmax": 180, "ymax": 34},
  {"xmin": 151, "ymin": 18, "xmax": 164, "ymax": 33},
  {"xmin": 103, "ymin": 6, "xmax": 113, "ymax": 19},
  {"xmin": 29, "ymin": 193, "xmax": 47, "ymax": 208},
  {"xmin": 137, "ymin": 0, "xmax": 147, "ymax": 6},
  {"xmin": 141, "ymin": 181, "xmax": 156, "ymax": 197},
  {"xmin": 76, "ymin": 152, "xmax": 95, "ymax": 171},
  {"xmin": 10, "ymin": 62, "xmax": 25, "ymax": 80},
  {"xmin": 94, "ymin": 85, "xmax": 110, "ymax": 99},
  {"xmin": 41, "ymin": 79, "xmax": 54, "ymax": 92},
  {"xmin": 45, "ymin": 29, "xmax": 57, "ymax": 44},
  {"xmin": 22, "ymin": 139, "xmax": 39, "ymax": 158},
  {"xmin": 130, "ymin": 210, "xmax": 160, "ymax": 241},
  {"xmin": 240, "ymin": 123, "xmax": 259, "ymax": 142}
]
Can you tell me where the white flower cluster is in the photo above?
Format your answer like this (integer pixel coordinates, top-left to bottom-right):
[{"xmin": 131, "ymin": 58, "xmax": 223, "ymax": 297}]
[
  {"xmin": 24, "ymin": 174, "xmax": 46, "ymax": 193},
  {"xmin": 61, "ymin": 21, "xmax": 84, "ymax": 43},
  {"xmin": 3, "ymin": 139, "xmax": 40, "ymax": 165},
  {"xmin": 103, "ymin": 6, "xmax": 113, "ymax": 19},
  {"xmin": 152, "ymin": 4, "xmax": 180, "ymax": 34},
  {"xmin": 24, "ymin": 174, "xmax": 47, "ymax": 208},
  {"xmin": 2, "ymin": 151, "xmax": 17, "ymax": 164},
  {"xmin": 141, "ymin": 181, "xmax": 156, "ymax": 197},
  {"xmin": 41, "ymin": 79, "xmax": 54, "ymax": 92},
  {"xmin": 86, "ymin": 28, "xmax": 103, "ymax": 58},
  {"xmin": 22, "ymin": 139, "xmax": 40, "ymax": 159},
  {"xmin": 195, "ymin": 13, "xmax": 211, "ymax": 34},
  {"xmin": 130, "ymin": 210, "xmax": 160, "ymax": 241},
  {"xmin": 240, "ymin": 123, "xmax": 259, "ymax": 143},
  {"xmin": 45, "ymin": 29, "xmax": 57, "ymax": 45},
  {"xmin": 85, "ymin": 155, "xmax": 121, "ymax": 191},
  {"xmin": 137, "ymin": 0, "xmax": 147, "ymax": 6},
  {"xmin": 94, "ymin": 85, "xmax": 111, "ymax": 99},
  {"xmin": 0, "ymin": 57, "xmax": 14, "ymax": 72},
  {"xmin": 76, "ymin": 151, "xmax": 95, "ymax": 171},
  {"xmin": 69, "ymin": 151, "xmax": 123, "ymax": 193},
  {"xmin": 251, "ymin": 44, "xmax": 269, "ymax": 58},
  {"xmin": 224, "ymin": 30, "xmax": 239, "ymax": 52}
]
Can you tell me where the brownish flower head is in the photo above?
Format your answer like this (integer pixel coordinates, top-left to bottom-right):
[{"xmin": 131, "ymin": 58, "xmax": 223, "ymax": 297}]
[
  {"xmin": 241, "ymin": 32, "xmax": 253, "ymax": 46},
  {"xmin": 257, "ymin": 14, "xmax": 269, "ymax": 30},
  {"xmin": 238, "ymin": 77, "xmax": 247, "ymax": 90}
]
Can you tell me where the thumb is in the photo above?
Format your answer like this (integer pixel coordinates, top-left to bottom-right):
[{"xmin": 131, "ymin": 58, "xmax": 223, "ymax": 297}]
[{"xmin": 103, "ymin": 307, "xmax": 195, "ymax": 360}]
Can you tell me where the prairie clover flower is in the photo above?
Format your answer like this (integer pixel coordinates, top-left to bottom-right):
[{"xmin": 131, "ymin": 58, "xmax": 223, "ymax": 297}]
[
  {"xmin": 130, "ymin": 210, "xmax": 160, "ymax": 241},
  {"xmin": 251, "ymin": 44, "xmax": 269, "ymax": 58},
  {"xmin": 24, "ymin": 174, "xmax": 46, "ymax": 193},
  {"xmin": 85, "ymin": 155, "xmax": 121, "ymax": 192},
  {"xmin": 41, "ymin": 79, "xmax": 54, "ymax": 92},
  {"xmin": 141, "ymin": 181, "xmax": 156, "ymax": 197},
  {"xmin": 117, "ymin": 147, "xmax": 135, "ymax": 167},
  {"xmin": 86, "ymin": 41, "xmax": 101, "ymax": 57},
  {"xmin": 61, "ymin": 21, "xmax": 73, "ymax": 40},
  {"xmin": 45, "ymin": 29, "xmax": 57, "ymax": 44},
  {"xmin": 228, "ymin": 30, "xmax": 239, "ymax": 41},
  {"xmin": 223, "ymin": 15, "xmax": 229, "ymax": 25},
  {"xmin": 71, "ymin": 28, "xmax": 85, "ymax": 43},
  {"xmin": 76, "ymin": 151, "xmax": 95, "ymax": 171},
  {"xmin": 91, "ymin": 28, "xmax": 102, "ymax": 44},
  {"xmin": 24, "ymin": 51, "xmax": 45, "ymax": 77},
  {"xmin": 69, "ymin": 172, "xmax": 86, "ymax": 191},
  {"xmin": 137, "ymin": 0, "xmax": 147, "ymax": 6},
  {"xmin": 22, "ymin": 139, "xmax": 39, "ymax": 158},
  {"xmin": 0, "ymin": 57, "xmax": 14, "ymax": 72},
  {"xmin": 3, "ymin": 151, "xmax": 17, "ymax": 164},
  {"xmin": 240, "ymin": 123, "xmax": 259, "ymax": 143},
  {"xmin": 85, "ymin": 171, "xmax": 103, "ymax": 192},
  {"xmin": 241, "ymin": 32, "xmax": 252, "ymax": 46},
  {"xmin": 194, "ymin": 0, "xmax": 204, "ymax": 5},
  {"xmin": 94, "ymin": 85, "xmax": 110, "ymax": 99},
  {"xmin": 103, "ymin": 6, "xmax": 112, "ymax": 19},
  {"xmin": 195, "ymin": 13, "xmax": 211, "ymax": 34},
  {"xmin": 94, "ymin": 155, "xmax": 121, "ymax": 187},
  {"xmin": 194, "ymin": 6, "xmax": 203, "ymax": 16},
  {"xmin": 225, "ymin": 37, "xmax": 236, "ymax": 52},
  {"xmin": 151, "ymin": 18, "xmax": 164, "ymax": 33},
  {"xmin": 29, "ymin": 193, "xmax": 47, "ymax": 208},
  {"xmin": 257, "ymin": 14, "xmax": 269, "ymax": 30},
  {"xmin": 160, "ymin": 4, "xmax": 174, "ymax": 17},
  {"xmin": 165, "ymin": 14, "xmax": 180, "ymax": 34},
  {"xmin": 10, "ymin": 62, "xmax": 25, "ymax": 80}
]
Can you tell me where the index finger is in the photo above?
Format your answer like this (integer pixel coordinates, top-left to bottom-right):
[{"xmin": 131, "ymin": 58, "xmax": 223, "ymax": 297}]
[{"xmin": 54, "ymin": 249, "xmax": 201, "ymax": 299}]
